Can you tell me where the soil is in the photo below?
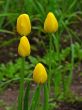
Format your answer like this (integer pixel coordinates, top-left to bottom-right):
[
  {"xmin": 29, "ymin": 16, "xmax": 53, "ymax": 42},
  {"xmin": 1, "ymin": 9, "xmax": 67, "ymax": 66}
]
[
  {"xmin": 0, "ymin": 33, "xmax": 18, "ymax": 63},
  {"xmin": 56, "ymin": 101, "xmax": 82, "ymax": 110}
]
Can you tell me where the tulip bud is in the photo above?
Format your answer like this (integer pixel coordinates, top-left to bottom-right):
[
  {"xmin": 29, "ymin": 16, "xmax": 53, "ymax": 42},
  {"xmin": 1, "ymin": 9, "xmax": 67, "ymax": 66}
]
[
  {"xmin": 17, "ymin": 14, "xmax": 31, "ymax": 36},
  {"xmin": 44, "ymin": 12, "xmax": 58, "ymax": 33},
  {"xmin": 33, "ymin": 63, "xmax": 47, "ymax": 84},
  {"xmin": 18, "ymin": 36, "xmax": 30, "ymax": 57}
]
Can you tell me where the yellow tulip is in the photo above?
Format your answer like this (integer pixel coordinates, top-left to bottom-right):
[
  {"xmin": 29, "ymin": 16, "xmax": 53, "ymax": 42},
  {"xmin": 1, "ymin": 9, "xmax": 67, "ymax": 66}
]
[
  {"xmin": 18, "ymin": 36, "xmax": 30, "ymax": 57},
  {"xmin": 33, "ymin": 63, "xmax": 47, "ymax": 84},
  {"xmin": 44, "ymin": 12, "xmax": 58, "ymax": 33},
  {"xmin": 17, "ymin": 14, "xmax": 31, "ymax": 36}
]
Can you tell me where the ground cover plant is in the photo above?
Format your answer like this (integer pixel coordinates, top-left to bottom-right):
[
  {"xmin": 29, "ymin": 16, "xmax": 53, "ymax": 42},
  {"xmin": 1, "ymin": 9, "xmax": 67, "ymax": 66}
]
[{"xmin": 0, "ymin": 0, "xmax": 82, "ymax": 110}]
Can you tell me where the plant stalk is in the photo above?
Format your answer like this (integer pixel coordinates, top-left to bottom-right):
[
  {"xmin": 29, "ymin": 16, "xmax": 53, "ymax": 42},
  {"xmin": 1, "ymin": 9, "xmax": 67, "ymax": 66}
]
[
  {"xmin": 43, "ymin": 83, "xmax": 48, "ymax": 110},
  {"xmin": 18, "ymin": 57, "xmax": 25, "ymax": 110},
  {"xmin": 48, "ymin": 34, "xmax": 52, "ymax": 92}
]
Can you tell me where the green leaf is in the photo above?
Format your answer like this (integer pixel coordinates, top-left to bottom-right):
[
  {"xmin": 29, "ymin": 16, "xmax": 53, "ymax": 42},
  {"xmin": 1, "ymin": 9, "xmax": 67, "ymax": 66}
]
[{"xmin": 30, "ymin": 85, "xmax": 40, "ymax": 110}]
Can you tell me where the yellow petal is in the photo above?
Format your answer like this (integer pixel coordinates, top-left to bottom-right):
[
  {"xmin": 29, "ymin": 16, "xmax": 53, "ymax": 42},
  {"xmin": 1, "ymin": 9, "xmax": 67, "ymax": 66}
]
[
  {"xmin": 33, "ymin": 63, "xmax": 47, "ymax": 84},
  {"xmin": 18, "ymin": 36, "xmax": 31, "ymax": 57},
  {"xmin": 17, "ymin": 14, "xmax": 31, "ymax": 36},
  {"xmin": 44, "ymin": 12, "xmax": 58, "ymax": 33}
]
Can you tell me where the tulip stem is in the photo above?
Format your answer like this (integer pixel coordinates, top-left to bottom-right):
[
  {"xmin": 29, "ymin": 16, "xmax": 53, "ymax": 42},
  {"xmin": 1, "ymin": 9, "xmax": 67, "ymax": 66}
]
[
  {"xmin": 43, "ymin": 83, "xmax": 48, "ymax": 110},
  {"xmin": 24, "ymin": 80, "xmax": 30, "ymax": 110},
  {"xmin": 18, "ymin": 57, "xmax": 25, "ymax": 110},
  {"xmin": 48, "ymin": 34, "xmax": 52, "ymax": 92}
]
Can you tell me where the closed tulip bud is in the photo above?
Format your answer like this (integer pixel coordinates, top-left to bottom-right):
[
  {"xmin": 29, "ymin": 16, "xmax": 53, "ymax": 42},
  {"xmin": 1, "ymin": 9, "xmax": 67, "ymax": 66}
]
[
  {"xmin": 44, "ymin": 12, "xmax": 58, "ymax": 33},
  {"xmin": 33, "ymin": 63, "xmax": 47, "ymax": 84},
  {"xmin": 18, "ymin": 36, "xmax": 30, "ymax": 57},
  {"xmin": 17, "ymin": 14, "xmax": 31, "ymax": 36}
]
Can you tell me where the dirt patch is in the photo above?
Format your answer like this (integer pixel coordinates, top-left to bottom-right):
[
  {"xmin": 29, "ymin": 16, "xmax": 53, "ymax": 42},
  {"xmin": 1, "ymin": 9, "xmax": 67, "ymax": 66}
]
[
  {"xmin": 56, "ymin": 101, "xmax": 82, "ymax": 110},
  {"xmin": 0, "ymin": 84, "xmax": 18, "ymax": 110},
  {"xmin": 0, "ymin": 33, "xmax": 18, "ymax": 63},
  {"xmin": 0, "ymin": 86, "xmax": 18, "ymax": 106}
]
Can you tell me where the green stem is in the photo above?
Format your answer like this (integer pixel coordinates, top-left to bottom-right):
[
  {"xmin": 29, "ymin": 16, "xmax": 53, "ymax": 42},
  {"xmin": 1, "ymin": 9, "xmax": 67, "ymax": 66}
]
[
  {"xmin": 43, "ymin": 83, "xmax": 48, "ymax": 110},
  {"xmin": 48, "ymin": 34, "xmax": 52, "ymax": 92},
  {"xmin": 23, "ymin": 81, "xmax": 30, "ymax": 110},
  {"xmin": 52, "ymin": 33, "xmax": 59, "ymax": 57},
  {"xmin": 18, "ymin": 57, "xmax": 25, "ymax": 110}
]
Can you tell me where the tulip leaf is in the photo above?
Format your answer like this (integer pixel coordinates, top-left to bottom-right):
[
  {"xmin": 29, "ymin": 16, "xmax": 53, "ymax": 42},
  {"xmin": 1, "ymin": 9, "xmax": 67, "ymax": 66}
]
[{"xmin": 29, "ymin": 85, "xmax": 40, "ymax": 110}]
